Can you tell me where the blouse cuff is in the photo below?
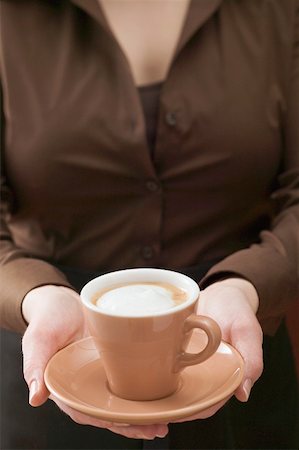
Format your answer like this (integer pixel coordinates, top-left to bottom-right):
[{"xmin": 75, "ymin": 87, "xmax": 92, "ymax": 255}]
[
  {"xmin": 0, "ymin": 258, "xmax": 73, "ymax": 333},
  {"xmin": 199, "ymin": 246, "xmax": 297, "ymax": 335}
]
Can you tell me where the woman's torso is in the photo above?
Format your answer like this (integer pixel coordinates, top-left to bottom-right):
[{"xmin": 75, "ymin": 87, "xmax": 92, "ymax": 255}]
[{"xmin": 0, "ymin": 0, "xmax": 295, "ymax": 271}]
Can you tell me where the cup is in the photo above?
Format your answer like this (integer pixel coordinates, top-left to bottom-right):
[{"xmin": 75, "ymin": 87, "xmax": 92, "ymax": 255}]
[{"xmin": 80, "ymin": 268, "xmax": 221, "ymax": 401}]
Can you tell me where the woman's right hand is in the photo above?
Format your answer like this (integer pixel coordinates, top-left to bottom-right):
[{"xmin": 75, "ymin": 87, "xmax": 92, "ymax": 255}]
[
  {"xmin": 21, "ymin": 285, "xmax": 168, "ymax": 440},
  {"xmin": 22, "ymin": 285, "xmax": 87, "ymax": 406}
]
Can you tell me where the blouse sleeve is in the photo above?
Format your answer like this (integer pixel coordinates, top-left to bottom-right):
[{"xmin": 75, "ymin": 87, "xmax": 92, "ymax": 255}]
[
  {"xmin": 200, "ymin": 5, "xmax": 299, "ymax": 335},
  {"xmin": 0, "ymin": 86, "xmax": 73, "ymax": 333}
]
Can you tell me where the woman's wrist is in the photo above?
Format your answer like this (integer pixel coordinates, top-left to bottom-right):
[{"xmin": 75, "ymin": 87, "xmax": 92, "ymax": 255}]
[
  {"xmin": 202, "ymin": 277, "xmax": 259, "ymax": 314},
  {"xmin": 22, "ymin": 285, "xmax": 79, "ymax": 324}
]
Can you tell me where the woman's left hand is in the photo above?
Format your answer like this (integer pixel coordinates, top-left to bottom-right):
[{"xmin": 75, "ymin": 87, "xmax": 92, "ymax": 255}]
[{"xmin": 173, "ymin": 277, "xmax": 263, "ymax": 424}]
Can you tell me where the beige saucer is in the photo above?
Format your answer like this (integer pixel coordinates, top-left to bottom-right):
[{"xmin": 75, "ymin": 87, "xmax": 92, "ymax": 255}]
[{"xmin": 44, "ymin": 332, "xmax": 244, "ymax": 425}]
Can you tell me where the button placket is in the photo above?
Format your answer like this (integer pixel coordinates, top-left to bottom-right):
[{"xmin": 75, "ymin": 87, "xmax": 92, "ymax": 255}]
[{"xmin": 133, "ymin": 176, "xmax": 163, "ymax": 263}]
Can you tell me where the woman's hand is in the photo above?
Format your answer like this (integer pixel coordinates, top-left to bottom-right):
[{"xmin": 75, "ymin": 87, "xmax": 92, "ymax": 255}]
[
  {"xmin": 22, "ymin": 285, "xmax": 88, "ymax": 406},
  {"xmin": 173, "ymin": 277, "xmax": 263, "ymax": 424},
  {"xmin": 198, "ymin": 277, "xmax": 263, "ymax": 402},
  {"xmin": 21, "ymin": 277, "xmax": 263, "ymax": 439},
  {"xmin": 21, "ymin": 285, "xmax": 168, "ymax": 440}
]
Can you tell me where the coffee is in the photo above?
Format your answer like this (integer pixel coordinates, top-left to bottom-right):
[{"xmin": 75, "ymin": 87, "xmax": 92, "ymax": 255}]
[{"xmin": 92, "ymin": 281, "xmax": 187, "ymax": 316}]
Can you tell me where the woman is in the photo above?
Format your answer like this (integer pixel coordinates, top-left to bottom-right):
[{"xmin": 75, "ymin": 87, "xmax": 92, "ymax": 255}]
[{"xmin": 0, "ymin": 0, "xmax": 298, "ymax": 448}]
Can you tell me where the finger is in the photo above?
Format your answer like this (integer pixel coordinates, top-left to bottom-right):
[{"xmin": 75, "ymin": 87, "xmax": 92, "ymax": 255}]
[
  {"xmin": 22, "ymin": 325, "xmax": 59, "ymax": 407},
  {"xmin": 51, "ymin": 396, "xmax": 168, "ymax": 440},
  {"xmin": 230, "ymin": 318, "xmax": 263, "ymax": 402},
  {"xmin": 108, "ymin": 424, "xmax": 169, "ymax": 440}
]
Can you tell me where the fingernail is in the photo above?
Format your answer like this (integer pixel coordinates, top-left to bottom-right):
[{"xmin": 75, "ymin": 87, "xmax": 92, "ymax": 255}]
[
  {"xmin": 243, "ymin": 378, "xmax": 252, "ymax": 401},
  {"xmin": 29, "ymin": 379, "xmax": 39, "ymax": 405}
]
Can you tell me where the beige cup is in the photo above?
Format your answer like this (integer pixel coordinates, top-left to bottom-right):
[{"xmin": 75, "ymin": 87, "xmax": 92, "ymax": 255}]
[{"xmin": 80, "ymin": 268, "xmax": 221, "ymax": 401}]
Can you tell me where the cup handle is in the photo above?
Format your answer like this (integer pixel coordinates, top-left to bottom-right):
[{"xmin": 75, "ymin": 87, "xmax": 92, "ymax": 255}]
[{"xmin": 175, "ymin": 314, "xmax": 222, "ymax": 372}]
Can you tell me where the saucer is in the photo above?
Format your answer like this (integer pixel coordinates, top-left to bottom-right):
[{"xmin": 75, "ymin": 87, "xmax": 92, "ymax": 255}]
[{"xmin": 45, "ymin": 332, "xmax": 244, "ymax": 425}]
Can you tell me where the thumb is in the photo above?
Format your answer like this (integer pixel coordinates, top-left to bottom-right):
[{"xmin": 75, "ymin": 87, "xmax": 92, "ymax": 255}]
[
  {"xmin": 231, "ymin": 318, "xmax": 263, "ymax": 402},
  {"xmin": 22, "ymin": 325, "xmax": 59, "ymax": 407}
]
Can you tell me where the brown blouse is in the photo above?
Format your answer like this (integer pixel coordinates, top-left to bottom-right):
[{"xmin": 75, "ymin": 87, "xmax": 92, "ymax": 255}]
[
  {"xmin": 0, "ymin": 0, "xmax": 299, "ymax": 334},
  {"xmin": 138, "ymin": 82, "xmax": 162, "ymax": 156}
]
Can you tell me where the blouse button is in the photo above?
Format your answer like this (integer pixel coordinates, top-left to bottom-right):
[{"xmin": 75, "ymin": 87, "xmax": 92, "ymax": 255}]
[
  {"xmin": 146, "ymin": 180, "xmax": 160, "ymax": 192},
  {"xmin": 141, "ymin": 246, "xmax": 154, "ymax": 260},
  {"xmin": 165, "ymin": 111, "xmax": 177, "ymax": 127}
]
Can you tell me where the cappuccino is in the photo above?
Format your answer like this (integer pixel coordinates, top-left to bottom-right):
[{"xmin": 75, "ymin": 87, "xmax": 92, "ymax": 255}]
[{"xmin": 92, "ymin": 282, "xmax": 187, "ymax": 316}]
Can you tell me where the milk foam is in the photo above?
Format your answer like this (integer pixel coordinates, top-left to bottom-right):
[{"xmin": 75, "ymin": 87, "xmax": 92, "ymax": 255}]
[{"xmin": 96, "ymin": 284, "xmax": 176, "ymax": 316}]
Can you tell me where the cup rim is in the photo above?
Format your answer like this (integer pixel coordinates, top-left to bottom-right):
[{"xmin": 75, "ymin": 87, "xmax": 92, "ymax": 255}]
[{"xmin": 80, "ymin": 268, "xmax": 200, "ymax": 318}]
